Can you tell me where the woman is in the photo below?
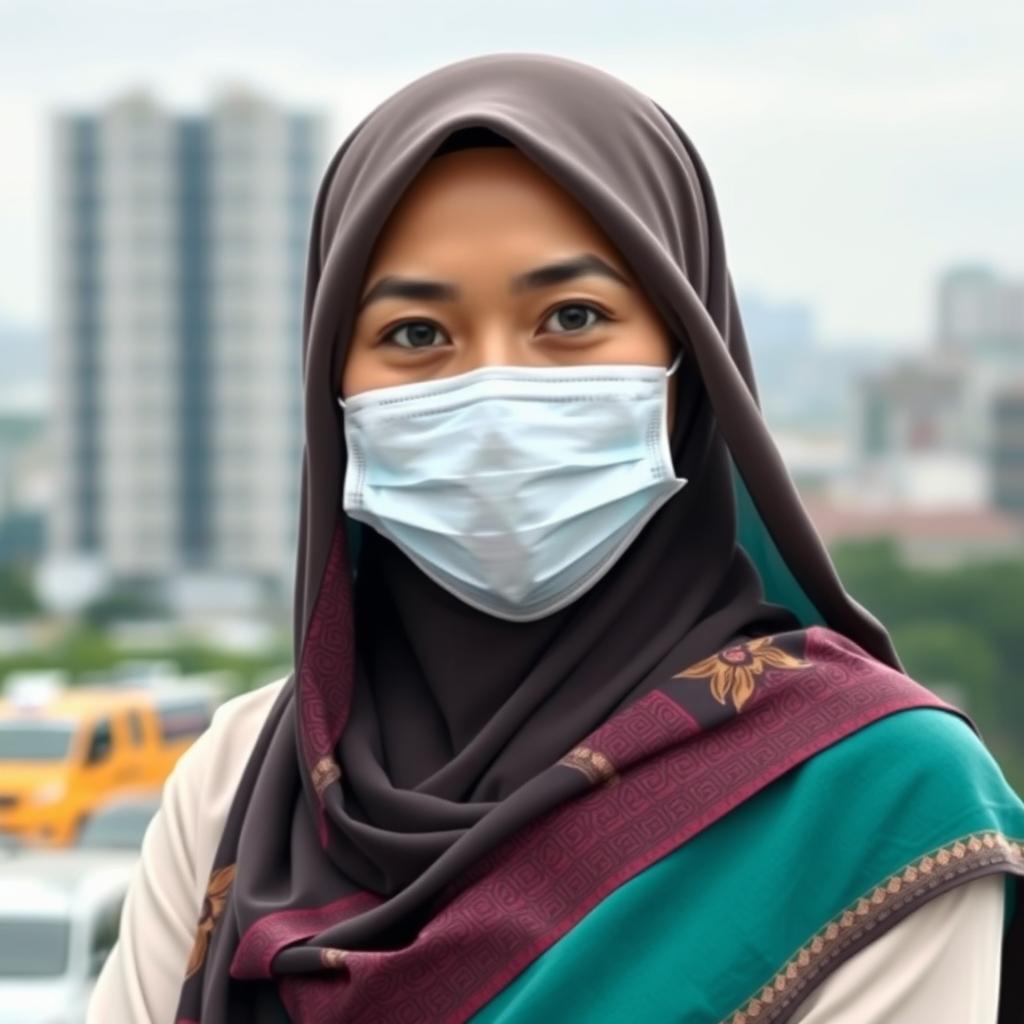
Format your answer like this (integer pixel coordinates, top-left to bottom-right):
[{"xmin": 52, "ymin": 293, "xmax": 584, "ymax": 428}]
[{"xmin": 88, "ymin": 53, "xmax": 1024, "ymax": 1023}]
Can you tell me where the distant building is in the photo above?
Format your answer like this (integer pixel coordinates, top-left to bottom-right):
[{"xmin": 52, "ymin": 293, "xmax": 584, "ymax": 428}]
[
  {"xmin": 45, "ymin": 87, "xmax": 326, "ymax": 612},
  {"xmin": 844, "ymin": 263, "xmax": 1024, "ymax": 516},
  {"xmin": 771, "ymin": 430, "xmax": 851, "ymax": 498},
  {"xmin": 740, "ymin": 291, "xmax": 822, "ymax": 430},
  {"xmin": 0, "ymin": 413, "xmax": 48, "ymax": 565},
  {"xmin": 0, "ymin": 320, "xmax": 47, "ymax": 414},
  {"xmin": 991, "ymin": 382, "xmax": 1024, "ymax": 516},
  {"xmin": 847, "ymin": 352, "xmax": 989, "ymax": 509},
  {"xmin": 937, "ymin": 264, "xmax": 1024, "ymax": 362},
  {"xmin": 739, "ymin": 291, "xmax": 894, "ymax": 438},
  {"xmin": 803, "ymin": 494, "xmax": 1024, "ymax": 569}
]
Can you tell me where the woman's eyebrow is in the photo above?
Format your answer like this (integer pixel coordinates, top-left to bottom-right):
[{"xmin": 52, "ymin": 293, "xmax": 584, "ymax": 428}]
[{"xmin": 357, "ymin": 253, "xmax": 632, "ymax": 311}]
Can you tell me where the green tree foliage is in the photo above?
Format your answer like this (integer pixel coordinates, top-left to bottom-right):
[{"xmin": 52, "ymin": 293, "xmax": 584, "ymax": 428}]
[
  {"xmin": 832, "ymin": 540, "xmax": 1024, "ymax": 790},
  {"xmin": 79, "ymin": 581, "xmax": 171, "ymax": 628},
  {"xmin": 0, "ymin": 562, "xmax": 42, "ymax": 617},
  {"xmin": 0, "ymin": 624, "xmax": 291, "ymax": 695}
]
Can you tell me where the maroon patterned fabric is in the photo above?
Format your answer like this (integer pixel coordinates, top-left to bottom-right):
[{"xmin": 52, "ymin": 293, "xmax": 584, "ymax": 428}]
[
  {"xmin": 170, "ymin": 53, "xmax": 1002, "ymax": 1023},
  {"xmin": 269, "ymin": 626, "xmax": 959, "ymax": 1024}
]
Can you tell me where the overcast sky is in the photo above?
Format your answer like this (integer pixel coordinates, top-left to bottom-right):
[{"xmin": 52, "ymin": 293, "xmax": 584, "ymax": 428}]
[{"xmin": 1, "ymin": 0, "xmax": 1021, "ymax": 347}]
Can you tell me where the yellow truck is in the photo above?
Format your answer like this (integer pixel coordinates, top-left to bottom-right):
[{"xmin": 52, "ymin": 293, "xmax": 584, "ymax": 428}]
[{"xmin": 0, "ymin": 680, "xmax": 219, "ymax": 847}]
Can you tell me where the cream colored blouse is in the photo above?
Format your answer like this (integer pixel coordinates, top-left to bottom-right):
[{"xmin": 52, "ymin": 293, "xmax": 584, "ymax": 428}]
[{"xmin": 87, "ymin": 677, "xmax": 1007, "ymax": 1024}]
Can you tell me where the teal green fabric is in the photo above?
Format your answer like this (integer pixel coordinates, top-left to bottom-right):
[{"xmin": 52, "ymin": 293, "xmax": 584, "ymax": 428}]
[
  {"xmin": 731, "ymin": 460, "xmax": 825, "ymax": 629},
  {"xmin": 469, "ymin": 706, "xmax": 1024, "ymax": 1023}
]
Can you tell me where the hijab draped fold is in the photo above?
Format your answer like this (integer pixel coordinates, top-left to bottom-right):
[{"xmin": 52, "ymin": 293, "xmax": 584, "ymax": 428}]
[{"xmin": 173, "ymin": 52, "xmax": 910, "ymax": 1021}]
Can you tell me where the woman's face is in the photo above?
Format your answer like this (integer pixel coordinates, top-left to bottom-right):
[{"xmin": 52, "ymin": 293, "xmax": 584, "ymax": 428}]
[{"xmin": 341, "ymin": 145, "xmax": 678, "ymax": 429}]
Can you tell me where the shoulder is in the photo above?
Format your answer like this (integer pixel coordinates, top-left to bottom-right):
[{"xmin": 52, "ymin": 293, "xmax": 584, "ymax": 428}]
[
  {"xmin": 791, "ymin": 703, "xmax": 1024, "ymax": 876},
  {"xmin": 174, "ymin": 674, "xmax": 291, "ymax": 902},
  {"xmin": 722, "ymin": 706, "xmax": 1021, "ymax": 1020},
  {"xmin": 784, "ymin": 703, "xmax": 1024, "ymax": 942},
  {"xmin": 809, "ymin": 703, "xmax": 1023, "ymax": 814},
  {"xmin": 85, "ymin": 673, "xmax": 292, "ymax": 1023},
  {"xmin": 212, "ymin": 672, "xmax": 291, "ymax": 732},
  {"xmin": 190, "ymin": 672, "xmax": 291, "ymax": 788},
  {"xmin": 790, "ymin": 870, "xmax": 1006, "ymax": 1022},
  {"xmin": 174, "ymin": 673, "xmax": 290, "ymax": 808},
  {"xmin": 197, "ymin": 674, "xmax": 291, "ymax": 774}
]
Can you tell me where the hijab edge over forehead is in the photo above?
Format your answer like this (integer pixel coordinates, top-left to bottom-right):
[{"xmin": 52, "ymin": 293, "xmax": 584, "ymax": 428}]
[{"xmin": 294, "ymin": 52, "xmax": 900, "ymax": 675}]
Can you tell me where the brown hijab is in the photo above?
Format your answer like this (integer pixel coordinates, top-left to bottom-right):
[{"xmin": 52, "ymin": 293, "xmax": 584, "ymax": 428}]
[{"xmin": 173, "ymin": 52, "xmax": 907, "ymax": 1022}]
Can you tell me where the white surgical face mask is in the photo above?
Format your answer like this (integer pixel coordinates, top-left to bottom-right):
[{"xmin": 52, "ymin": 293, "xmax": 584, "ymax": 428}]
[{"xmin": 336, "ymin": 350, "xmax": 687, "ymax": 621}]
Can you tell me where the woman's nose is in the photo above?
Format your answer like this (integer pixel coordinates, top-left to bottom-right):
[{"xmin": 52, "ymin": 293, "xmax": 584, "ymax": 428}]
[{"xmin": 460, "ymin": 331, "xmax": 529, "ymax": 371}]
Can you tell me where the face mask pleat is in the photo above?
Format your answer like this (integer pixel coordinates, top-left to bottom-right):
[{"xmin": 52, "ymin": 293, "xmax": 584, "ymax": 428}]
[{"xmin": 340, "ymin": 360, "xmax": 687, "ymax": 621}]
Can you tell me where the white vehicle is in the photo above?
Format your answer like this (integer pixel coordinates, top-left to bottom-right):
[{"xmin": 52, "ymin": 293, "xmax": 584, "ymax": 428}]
[
  {"xmin": 0, "ymin": 849, "xmax": 137, "ymax": 1024},
  {"xmin": 75, "ymin": 791, "xmax": 161, "ymax": 851}
]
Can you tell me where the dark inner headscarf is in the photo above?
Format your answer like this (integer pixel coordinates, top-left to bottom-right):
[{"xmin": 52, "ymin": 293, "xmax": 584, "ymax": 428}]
[
  {"xmin": 175, "ymin": 52, "xmax": 901, "ymax": 1019},
  {"xmin": 323, "ymin": 118, "xmax": 799, "ymax": 898}
]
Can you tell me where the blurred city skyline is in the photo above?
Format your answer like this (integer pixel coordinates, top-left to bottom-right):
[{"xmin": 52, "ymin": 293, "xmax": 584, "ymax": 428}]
[
  {"xmin": 0, "ymin": 6, "xmax": 1022, "ymax": 626},
  {"xmin": 1, "ymin": 1, "xmax": 1022, "ymax": 345},
  {"xmin": 0, "ymin": 5, "xmax": 1023, "ymax": 793}
]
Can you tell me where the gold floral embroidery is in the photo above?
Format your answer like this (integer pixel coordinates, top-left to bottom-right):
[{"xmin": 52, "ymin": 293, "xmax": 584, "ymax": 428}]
[
  {"xmin": 185, "ymin": 863, "xmax": 236, "ymax": 979},
  {"xmin": 311, "ymin": 755, "xmax": 342, "ymax": 797},
  {"xmin": 674, "ymin": 635, "xmax": 811, "ymax": 711},
  {"xmin": 558, "ymin": 745, "xmax": 619, "ymax": 787},
  {"xmin": 320, "ymin": 947, "xmax": 350, "ymax": 969}
]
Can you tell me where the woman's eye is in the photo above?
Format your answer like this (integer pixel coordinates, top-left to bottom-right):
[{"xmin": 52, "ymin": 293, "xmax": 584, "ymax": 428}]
[
  {"xmin": 382, "ymin": 320, "xmax": 448, "ymax": 349},
  {"xmin": 541, "ymin": 303, "xmax": 609, "ymax": 335}
]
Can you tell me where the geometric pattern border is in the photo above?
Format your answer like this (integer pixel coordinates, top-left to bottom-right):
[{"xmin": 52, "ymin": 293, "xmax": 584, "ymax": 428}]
[{"xmin": 725, "ymin": 829, "xmax": 1024, "ymax": 1023}]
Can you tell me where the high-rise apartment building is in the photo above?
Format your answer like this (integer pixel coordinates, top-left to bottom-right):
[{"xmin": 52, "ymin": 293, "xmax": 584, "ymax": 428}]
[
  {"xmin": 846, "ymin": 264, "xmax": 1024, "ymax": 515},
  {"xmin": 991, "ymin": 383, "xmax": 1024, "ymax": 516},
  {"xmin": 47, "ymin": 87, "xmax": 325, "ymax": 611},
  {"xmin": 936, "ymin": 264, "xmax": 1024, "ymax": 361}
]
